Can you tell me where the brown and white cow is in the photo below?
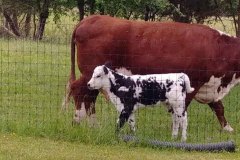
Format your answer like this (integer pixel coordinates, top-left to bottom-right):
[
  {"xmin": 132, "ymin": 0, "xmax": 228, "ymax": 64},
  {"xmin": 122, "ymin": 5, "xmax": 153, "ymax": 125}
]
[{"xmin": 63, "ymin": 15, "xmax": 240, "ymax": 132}]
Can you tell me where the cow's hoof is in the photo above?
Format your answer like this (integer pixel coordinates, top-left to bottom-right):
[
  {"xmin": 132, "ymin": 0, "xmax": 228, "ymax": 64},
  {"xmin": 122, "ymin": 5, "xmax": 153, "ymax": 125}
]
[
  {"xmin": 72, "ymin": 120, "xmax": 80, "ymax": 126},
  {"xmin": 223, "ymin": 124, "xmax": 234, "ymax": 132},
  {"xmin": 88, "ymin": 114, "xmax": 99, "ymax": 128}
]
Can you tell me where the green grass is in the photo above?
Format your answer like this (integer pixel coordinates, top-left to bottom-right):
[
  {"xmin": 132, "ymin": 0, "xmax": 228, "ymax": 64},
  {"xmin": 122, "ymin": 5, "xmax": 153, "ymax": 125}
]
[
  {"xmin": 0, "ymin": 17, "xmax": 240, "ymax": 158},
  {"xmin": 0, "ymin": 37, "xmax": 239, "ymax": 145},
  {"xmin": 0, "ymin": 133, "xmax": 239, "ymax": 160}
]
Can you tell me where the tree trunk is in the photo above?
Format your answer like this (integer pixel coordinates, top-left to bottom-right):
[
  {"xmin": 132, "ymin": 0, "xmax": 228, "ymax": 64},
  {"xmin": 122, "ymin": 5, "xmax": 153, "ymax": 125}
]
[
  {"xmin": 144, "ymin": 6, "xmax": 150, "ymax": 21},
  {"xmin": 77, "ymin": 0, "xmax": 85, "ymax": 21},
  {"xmin": 33, "ymin": 13, "xmax": 37, "ymax": 38},
  {"xmin": 237, "ymin": 0, "xmax": 240, "ymax": 37},
  {"xmin": 4, "ymin": 19, "xmax": 9, "ymax": 29},
  {"xmin": 24, "ymin": 10, "xmax": 31, "ymax": 37},
  {"xmin": 229, "ymin": 0, "xmax": 238, "ymax": 36},
  {"xmin": 12, "ymin": 10, "xmax": 20, "ymax": 32},
  {"xmin": 3, "ymin": 10, "xmax": 21, "ymax": 37},
  {"xmin": 151, "ymin": 9, "xmax": 159, "ymax": 21},
  {"xmin": 98, "ymin": 2, "xmax": 104, "ymax": 15},
  {"xmin": 88, "ymin": 0, "xmax": 95, "ymax": 15},
  {"xmin": 35, "ymin": 0, "xmax": 50, "ymax": 40},
  {"xmin": 0, "ymin": 26, "xmax": 18, "ymax": 38}
]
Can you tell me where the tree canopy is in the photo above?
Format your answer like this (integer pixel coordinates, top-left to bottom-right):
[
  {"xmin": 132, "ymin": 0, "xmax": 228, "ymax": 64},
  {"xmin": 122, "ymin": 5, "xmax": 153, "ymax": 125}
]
[{"xmin": 1, "ymin": 0, "xmax": 240, "ymax": 38}]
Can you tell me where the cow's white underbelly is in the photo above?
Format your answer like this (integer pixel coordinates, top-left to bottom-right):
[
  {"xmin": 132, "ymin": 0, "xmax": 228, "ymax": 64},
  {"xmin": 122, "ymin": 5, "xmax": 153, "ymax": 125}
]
[{"xmin": 195, "ymin": 74, "xmax": 240, "ymax": 103}]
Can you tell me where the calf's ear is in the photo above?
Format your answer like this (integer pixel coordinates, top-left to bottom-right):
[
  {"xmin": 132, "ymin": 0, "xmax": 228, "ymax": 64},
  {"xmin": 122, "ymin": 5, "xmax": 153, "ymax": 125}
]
[
  {"xmin": 103, "ymin": 66, "xmax": 109, "ymax": 74},
  {"xmin": 104, "ymin": 61, "xmax": 112, "ymax": 69}
]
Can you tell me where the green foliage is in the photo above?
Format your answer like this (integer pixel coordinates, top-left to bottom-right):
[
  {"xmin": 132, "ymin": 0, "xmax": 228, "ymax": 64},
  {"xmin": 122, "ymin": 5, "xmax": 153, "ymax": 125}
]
[
  {"xmin": 1, "ymin": 0, "xmax": 240, "ymax": 38},
  {"xmin": 51, "ymin": 0, "xmax": 77, "ymax": 23},
  {"xmin": 94, "ymin": 0, "xmax": 170, "ymax": 20}
]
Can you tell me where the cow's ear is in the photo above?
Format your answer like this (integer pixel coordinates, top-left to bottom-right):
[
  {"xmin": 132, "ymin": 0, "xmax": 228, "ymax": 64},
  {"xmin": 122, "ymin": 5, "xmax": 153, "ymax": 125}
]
[
  {"xmin": 103, "ymin": 66, "xmax": 109, "ymax": 74},
  {"xmin": 104, "ymin": 61, "xmax": 112, "ymax": 69}
]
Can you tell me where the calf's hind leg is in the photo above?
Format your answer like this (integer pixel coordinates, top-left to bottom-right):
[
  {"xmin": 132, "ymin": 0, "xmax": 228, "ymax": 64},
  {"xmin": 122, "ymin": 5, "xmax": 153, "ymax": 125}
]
[
  {"xmin": 171, "ymin": 113, "xmax": 180, "ymax": 140},
  {"xmin": 171, "ymin": 102, "xmax": 188, "ymax": 142},
  {"xmin": 172, "ymin": 111, "xmax": 188, "ymax": 142},
  {"xmin": 180, "ymin": 112, "xmax": 188, "ymax": 142}
]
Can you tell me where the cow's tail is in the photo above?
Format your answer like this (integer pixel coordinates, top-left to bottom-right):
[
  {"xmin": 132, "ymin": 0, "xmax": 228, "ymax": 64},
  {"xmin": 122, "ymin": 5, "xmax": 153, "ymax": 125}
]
[
  {"xmin": 184, "ymin": 74, "xmax": 195, "ymax": 93},
  {"xmin": 70, "ymin": 27, "xmax": 77, "ymax": 82},
  {"xmin": 62, "ymin": 27, "xmax": 77, "ymax": 111}
]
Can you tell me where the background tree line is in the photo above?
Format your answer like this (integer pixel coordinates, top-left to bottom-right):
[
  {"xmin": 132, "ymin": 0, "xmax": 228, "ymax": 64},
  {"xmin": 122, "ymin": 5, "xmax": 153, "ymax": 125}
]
[{"xmin": 1, "ymin": 0, "xmax": 240, "ymax": 39}]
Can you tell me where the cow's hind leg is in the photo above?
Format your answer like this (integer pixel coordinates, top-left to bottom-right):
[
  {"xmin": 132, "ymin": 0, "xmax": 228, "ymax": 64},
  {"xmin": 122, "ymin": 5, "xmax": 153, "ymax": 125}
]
[{"xmin": 208, "ymin": 101, "xmax": 233, "ymax": 132}]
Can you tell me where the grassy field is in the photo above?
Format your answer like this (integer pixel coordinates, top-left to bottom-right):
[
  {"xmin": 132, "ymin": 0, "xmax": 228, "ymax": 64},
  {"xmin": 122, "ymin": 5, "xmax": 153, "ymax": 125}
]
[
  {"xmin": 0, "ymin": 17, "xmax": 240, "ymax": 159},
  {"xmin": 0, "ymin": 134, "xmax": 240, "ymax": 160},
  {"xmin": 2, "ymin": 133, "xmax": 240, "ymax": 160}
]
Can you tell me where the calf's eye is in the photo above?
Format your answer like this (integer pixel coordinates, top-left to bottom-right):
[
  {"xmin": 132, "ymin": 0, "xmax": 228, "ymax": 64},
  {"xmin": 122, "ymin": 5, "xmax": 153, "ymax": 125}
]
[{"xmin": 96, "ymin": 75, "xmax": 101, "ymax": 78}]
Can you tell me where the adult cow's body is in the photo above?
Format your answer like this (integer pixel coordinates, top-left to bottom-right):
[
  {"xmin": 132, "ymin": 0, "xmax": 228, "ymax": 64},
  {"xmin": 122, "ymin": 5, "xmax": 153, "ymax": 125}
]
[{"xmin": 65, "ymin": 15, "xmax": 240, "ymax": 131}]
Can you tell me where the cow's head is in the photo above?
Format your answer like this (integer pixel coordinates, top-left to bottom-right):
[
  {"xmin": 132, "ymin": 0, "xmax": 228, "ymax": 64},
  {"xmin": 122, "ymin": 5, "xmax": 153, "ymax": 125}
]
[{"xmin": 87, "ymin": 65, "xmax": 110, "ymax": 90}]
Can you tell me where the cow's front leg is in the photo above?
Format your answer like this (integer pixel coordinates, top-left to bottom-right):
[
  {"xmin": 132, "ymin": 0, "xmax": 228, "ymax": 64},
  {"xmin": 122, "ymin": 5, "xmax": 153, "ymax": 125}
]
[
  {"xmin": 71, "ymin": 77, "xmax": 99, "ymax": 126},
  {"xmin": 208, "ymin": 101, "xmax": 233, "ymax": 132}
]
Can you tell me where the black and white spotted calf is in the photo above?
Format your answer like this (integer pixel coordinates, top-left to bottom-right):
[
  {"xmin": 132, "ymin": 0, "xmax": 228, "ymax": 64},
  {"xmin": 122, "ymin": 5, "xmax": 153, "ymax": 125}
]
[{"xmin": 87, "ymin": 65, "xmax": 194, "ymax": 141}]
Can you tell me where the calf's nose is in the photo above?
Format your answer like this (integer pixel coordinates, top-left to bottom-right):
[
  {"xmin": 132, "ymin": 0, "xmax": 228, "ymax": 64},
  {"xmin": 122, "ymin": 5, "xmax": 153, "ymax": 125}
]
[{"xmin": 87, "ymin": 83, "xmax": 93, "ymax": 90}]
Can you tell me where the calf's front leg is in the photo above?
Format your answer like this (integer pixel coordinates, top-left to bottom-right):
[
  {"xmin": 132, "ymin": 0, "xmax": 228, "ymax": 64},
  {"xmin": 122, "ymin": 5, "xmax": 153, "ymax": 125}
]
[
  {"xmin": 116, "ymin": 109, "xmax": 131, "ymax": 133},
  {"xmin": 128, "ymin": 113, "xmax": 136, "ymax": 132}
]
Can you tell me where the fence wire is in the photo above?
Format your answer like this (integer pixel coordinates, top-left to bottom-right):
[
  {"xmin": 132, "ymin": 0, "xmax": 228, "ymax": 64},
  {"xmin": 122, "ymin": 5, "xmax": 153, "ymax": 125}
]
[{"xmin": 0, "ymin": 19, "xmax": 239, "ymax": 146}]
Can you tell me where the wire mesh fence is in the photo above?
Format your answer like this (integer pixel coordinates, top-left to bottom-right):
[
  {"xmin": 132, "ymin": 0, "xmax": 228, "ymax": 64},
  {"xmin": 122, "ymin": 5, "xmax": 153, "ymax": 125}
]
[{"xmin": 0, "ymin": 18, "xmax": 240, "ymax": 147}]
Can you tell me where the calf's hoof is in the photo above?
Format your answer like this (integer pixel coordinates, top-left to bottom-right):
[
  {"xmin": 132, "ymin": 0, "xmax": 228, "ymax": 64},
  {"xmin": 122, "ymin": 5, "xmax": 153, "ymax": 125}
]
[
  {"xmin": 115, "ymin": 125, "xmax": 120, "ymax": 134},
  {"xmin": 181, "ymin": 137, "xmax": 187, "ymax": 143},
  {"xmin": 171, "ymin": 134, "xmax": 178, "ymax": 140}
]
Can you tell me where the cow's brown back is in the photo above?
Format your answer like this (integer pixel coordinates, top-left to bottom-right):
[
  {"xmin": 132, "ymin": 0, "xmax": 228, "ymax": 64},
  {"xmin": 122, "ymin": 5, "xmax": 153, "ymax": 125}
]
[{"xmin": 74, "ymin": 15, "xmax": 239, "ymax": 83}]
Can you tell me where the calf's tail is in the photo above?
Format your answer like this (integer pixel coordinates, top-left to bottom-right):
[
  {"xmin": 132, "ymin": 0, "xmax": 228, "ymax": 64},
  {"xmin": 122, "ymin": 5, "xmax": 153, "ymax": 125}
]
[{"xmin": 184, "ymin": 74, "xmax": 195, "ymax": 93}]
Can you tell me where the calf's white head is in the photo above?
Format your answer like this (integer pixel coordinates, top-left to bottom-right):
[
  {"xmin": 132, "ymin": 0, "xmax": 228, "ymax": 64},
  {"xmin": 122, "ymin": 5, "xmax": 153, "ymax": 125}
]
[{"xmin": 87, "ymin": 65, "xmax": 110, "ymax": 90}]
